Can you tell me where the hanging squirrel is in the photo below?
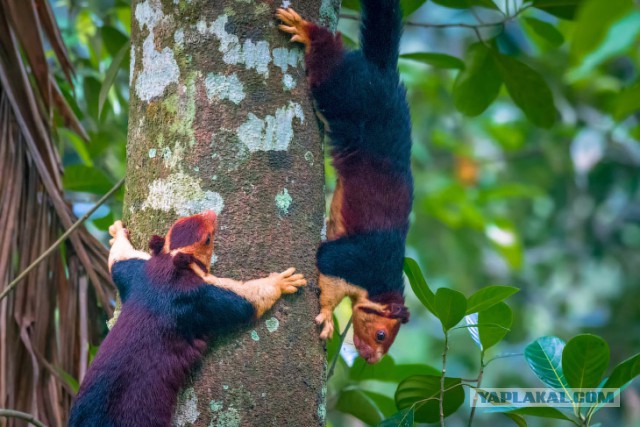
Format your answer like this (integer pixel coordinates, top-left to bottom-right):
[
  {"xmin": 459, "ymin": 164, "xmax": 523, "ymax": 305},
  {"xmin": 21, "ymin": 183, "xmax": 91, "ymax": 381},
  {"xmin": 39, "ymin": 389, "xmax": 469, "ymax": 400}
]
[
  {"xmin": 68, "ymin": 211, "xmax": 306, "ymax": 426},
  {"xmin": 277, "ymin": 0, "xmax": 412, "ymax": 364}
]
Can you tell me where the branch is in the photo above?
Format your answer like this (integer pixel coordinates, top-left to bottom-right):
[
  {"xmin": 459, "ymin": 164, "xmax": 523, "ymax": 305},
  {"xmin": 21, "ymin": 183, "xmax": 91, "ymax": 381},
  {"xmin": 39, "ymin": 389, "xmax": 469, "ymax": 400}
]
[
  {"xmin": 0, "ymin": 409, "xmax": 47, "ymax": 427},
  {"xmin": 0, "ymin": 177, "xmax": 125, "ymax": 302}
]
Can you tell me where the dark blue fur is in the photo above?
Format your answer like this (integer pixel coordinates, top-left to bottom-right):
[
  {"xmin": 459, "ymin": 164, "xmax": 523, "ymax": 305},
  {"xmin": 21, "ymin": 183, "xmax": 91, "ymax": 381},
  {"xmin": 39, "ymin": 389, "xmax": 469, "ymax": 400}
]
[
  {"xmin": 69, "ymin": 258, "xmax": 255, "ymax": 426},
  {"xmin": 317, "ymin": 230, "xmax": 406, "ymax": 297}
]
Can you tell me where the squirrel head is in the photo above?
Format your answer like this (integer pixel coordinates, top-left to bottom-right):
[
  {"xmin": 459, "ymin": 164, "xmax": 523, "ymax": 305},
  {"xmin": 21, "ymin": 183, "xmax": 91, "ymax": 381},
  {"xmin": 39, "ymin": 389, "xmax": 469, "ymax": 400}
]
[
  {"xmin": 352, "ymin": 295, "xmax": 409, "ymax": 364},
  {"xmin": 148, "ymin": 210, "xmax": 217, "ymax": 273}
]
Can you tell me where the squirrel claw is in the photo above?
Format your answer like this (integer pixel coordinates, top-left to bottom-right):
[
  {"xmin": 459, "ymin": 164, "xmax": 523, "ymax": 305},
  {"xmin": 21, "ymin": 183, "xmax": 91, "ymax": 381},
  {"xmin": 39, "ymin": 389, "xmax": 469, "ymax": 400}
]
[
  {"xmin": 108, "ymin": 220, "xmax": 129, "ymax": 245},
  {"xmin": 315, "ymin": 311, "xmax": 334, "ymax": 340}
]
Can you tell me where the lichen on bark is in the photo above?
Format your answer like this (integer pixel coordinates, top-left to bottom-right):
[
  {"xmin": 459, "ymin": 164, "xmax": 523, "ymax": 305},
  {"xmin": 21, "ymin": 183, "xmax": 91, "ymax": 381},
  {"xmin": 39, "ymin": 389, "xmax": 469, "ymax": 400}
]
[{"xmin": 123, "ymin": 0, "xmax": 338, "ymax": 425}]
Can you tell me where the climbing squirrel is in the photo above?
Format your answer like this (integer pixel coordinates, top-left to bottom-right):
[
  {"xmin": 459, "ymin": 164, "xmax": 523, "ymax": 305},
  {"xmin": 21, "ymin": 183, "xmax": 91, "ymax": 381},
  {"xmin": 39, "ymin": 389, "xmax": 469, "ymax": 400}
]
[
  {"xmin": 69, "ymin": 211, "xmax": 306, "ymax": 426},
  {"xmin": 277, "ymin": 0, "xmax": 412, "ymax": 364}
]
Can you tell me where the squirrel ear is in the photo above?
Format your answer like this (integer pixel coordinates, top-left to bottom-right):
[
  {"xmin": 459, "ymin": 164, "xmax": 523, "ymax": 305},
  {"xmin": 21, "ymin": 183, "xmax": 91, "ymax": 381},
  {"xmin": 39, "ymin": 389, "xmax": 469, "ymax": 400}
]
[
  {"xmin": 387, "ymin": 303, "xmax": 410, "ymax": 324},
  {"xmin": 149, "ymin": 235, "xmax": 165, "ymax": 255},
  {"xmin": 172, "ymin": 252, "xmax": 195, "ymax": 270}
]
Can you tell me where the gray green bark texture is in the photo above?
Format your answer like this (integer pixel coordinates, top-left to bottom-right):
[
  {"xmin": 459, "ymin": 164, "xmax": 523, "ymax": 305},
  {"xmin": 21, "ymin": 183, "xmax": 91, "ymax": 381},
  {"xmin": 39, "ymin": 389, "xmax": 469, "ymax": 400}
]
[{"xmin": 123, "ymin": 0, "xmax": 340, "ymax": 425}]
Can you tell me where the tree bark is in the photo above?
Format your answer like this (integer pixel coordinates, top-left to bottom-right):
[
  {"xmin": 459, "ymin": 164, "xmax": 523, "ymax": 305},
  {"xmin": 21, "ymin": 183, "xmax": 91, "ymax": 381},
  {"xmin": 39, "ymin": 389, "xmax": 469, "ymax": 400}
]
[{"xmin": 124, "ymin": 0, "xmax": 339, "ymax": 425}]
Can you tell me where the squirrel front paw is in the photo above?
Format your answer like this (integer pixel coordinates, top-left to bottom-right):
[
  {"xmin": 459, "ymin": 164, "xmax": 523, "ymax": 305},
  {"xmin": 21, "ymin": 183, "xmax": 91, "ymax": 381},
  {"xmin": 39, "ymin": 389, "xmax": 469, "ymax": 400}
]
[
  {"xmin": 315, "ymin": 309, "xmax": 334, "ymax": 340},
  {"xmin": 108, "ymin": 220, "xmax": 129, "ymax": 246},
  {"xmin": 272, "ymin": 267, "xmax": 307, "ymax": 294},
  {"xmin": 276, "ymin": 8, "xmax": 311, "ymax": 49}
]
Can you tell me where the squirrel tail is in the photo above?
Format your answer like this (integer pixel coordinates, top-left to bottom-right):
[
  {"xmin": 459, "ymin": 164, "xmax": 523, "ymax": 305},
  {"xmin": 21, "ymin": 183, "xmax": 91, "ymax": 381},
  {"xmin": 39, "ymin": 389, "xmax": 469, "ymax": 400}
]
[{"xmin": 360, "ymin": 0, "xmax": 402, "ymax": 70}]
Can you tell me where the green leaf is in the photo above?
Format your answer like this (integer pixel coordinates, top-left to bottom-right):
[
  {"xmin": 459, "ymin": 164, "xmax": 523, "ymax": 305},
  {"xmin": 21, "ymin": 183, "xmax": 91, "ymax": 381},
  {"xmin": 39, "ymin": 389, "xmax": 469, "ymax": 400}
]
[
  {"xmin": 400, "ymin": 52, "xmax": 465, "ymax": 69},
  {"xmin": 522, "ymin": 17, "xmax": 565, "ymax": 47},
  {"xmin": 571, "ymin": 0, "xmax": 632, "ymax": 61},
  {"xmin": 466, "ymin": 285, "xmax": 519, "ymax": 314},
  {"xmin": 432, "ymin": 0, "xmax": 499, "ymax": 10},
  {"xmin": 562, "ymin": 334, "xmax": 610, "ymax": 389},
  {"xmin": 99, "ymin": 41, "xmax": 130, "ymax": 117},
  {"xmin": 401, "ymin": 0, "xmax": 428, "ymax": 17},
  {"xmin": 341, "ymin": 0, "xmax": 360, "ymax": 10},
  {"xmin": 326, "ymin": 315, "xmax": 342, "ymax": 361},
  {"xmin": 453, "ymin": 43, "xmax": 502, "ymax": 117},
  {"xmin": 478, "ymin": 302, "xmax": 512, "ymax": 350},
  {"xmin": 351, "ymin": 355, "xmax": 440, "ymax": 382},
  {"xmin": 613, "ymin": 80, "xmax": 640, "ymax": 121},
  {"xmin": 602, "ymin": 353, "xmax": 640, "ymax": 390},
  {"xmin": 63, "ymin": 165, "xmax": 114, "ymax": 194},
  {"xmin": 504, "ymin": 413, "xmax": 527, "ymax": 427},
  {"xmin": 365, "ymin": 392, "xmax": 397, "ymax": 418},
  {"xmin": 53, "ymin": 366, "xmax": 80, "ymax": 394},
  {"xmin": 337, "ymin": 388, "xmax": 385, "ymax": 425},
  {"xmin": 506, "ymin": 406, "xmax": 573, "ymax": 421},
  {"xmin": 403, "ymin": 258, "xmax": 436, "ymax": 314},
  {"xmin": 532, "ymin": 0, "xmax": 582, "ymax": 20},
  {"xmin": 434, "ymin": 288, "xmax": 467, "ymax": 330},
  {"xmin": 58, "ymin": 128, "xmax": 93, "ymax": 167},
  {"xmin": 101, "ymin": 26, "xmax": 129, "ymax": 58},
  {"xmin": 525, "ymin": 336, "xmax": 571, "ymax": 391},
  {"xmin": 378, "ymin": 408, "xmax": 414, "ymax": 427},
  {"xmin": 492, "ymin": 53, "xmax": 557, "ymax": 128},
  {"xmin": 395, "ymin": 375, "xmax": 465, "ymax": 423}
]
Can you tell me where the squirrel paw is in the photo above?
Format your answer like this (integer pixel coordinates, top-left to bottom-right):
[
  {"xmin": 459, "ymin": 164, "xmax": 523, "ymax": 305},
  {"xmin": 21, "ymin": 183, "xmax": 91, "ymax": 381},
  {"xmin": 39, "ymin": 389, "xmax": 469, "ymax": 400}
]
[
  {"xmin": 108, "ymin": 220, "xmax": 129, "ymax": 246},
  {"xmin": 273, "ymin": 267, "xmax": 307, "ymax": 294},
  {"xmin": 276, "ymin": 8, "xmax": 311, "ymax": 49},
  {"xmin": 315, "ymin": 310, "xmax": 334, "ymax": 340}
]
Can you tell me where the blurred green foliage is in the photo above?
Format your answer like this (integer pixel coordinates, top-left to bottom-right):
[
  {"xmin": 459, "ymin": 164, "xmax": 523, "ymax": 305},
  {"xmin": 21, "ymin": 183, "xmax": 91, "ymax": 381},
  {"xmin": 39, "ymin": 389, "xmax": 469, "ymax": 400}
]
[{"xmin": 51, "ymin": 0, "xmax": 640, "ymax": 425}]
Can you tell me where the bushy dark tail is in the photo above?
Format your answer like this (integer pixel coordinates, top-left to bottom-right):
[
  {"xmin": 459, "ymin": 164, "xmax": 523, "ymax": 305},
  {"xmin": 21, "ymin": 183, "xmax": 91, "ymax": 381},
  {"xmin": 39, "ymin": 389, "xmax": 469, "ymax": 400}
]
[{"xmin": 360, "ymin": 0, "xmax": 402, "ymax": 70}]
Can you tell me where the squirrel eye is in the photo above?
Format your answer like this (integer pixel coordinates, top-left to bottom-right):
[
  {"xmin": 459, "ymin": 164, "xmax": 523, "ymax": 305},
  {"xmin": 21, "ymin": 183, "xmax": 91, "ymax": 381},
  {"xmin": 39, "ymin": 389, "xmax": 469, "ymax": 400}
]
[
  {"xmin": 205, "ymin": 235, "xmax": 211, "ymax": 245},
  {"xmin": 375, "ymin": 330, "xmax": 386, "ymax": 342}
]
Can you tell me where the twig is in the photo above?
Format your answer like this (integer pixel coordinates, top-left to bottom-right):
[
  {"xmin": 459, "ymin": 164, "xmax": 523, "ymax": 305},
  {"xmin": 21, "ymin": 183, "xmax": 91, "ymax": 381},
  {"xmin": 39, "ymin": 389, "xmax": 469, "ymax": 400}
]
[
  {"xmin": 440, "ymin": 330, "xmax": 449, "ymax": 427},
  {"xmin": 326, "ymin": 316, "xmax": 353, "ymax": 379},
  {"xmin": 0, "ymin": 409, "xmax": 47, "ymax": 427},
  {"xmin": 468, "ymin": 350, "xmax": 485, "ymax": 427},
  {"xmin": 0, "ymin": 177, "xmax": 124, "ymax": 302}
]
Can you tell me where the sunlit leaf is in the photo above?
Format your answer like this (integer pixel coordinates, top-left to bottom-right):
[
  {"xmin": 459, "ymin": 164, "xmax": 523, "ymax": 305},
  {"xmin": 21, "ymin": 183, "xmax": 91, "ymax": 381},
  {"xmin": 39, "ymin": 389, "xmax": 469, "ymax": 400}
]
[
  {"xmin": 492, "ymin": 53, "xmax": 557, "ymax": 128},
  {"xmin": 395, "ymin": 375, "xmax": 465, "ymax": 423},
  {"xmin": 453, "ymin": 43, "xmax": 502, "ymax": 116},
  {"xmin": 99, "ymin": 41, "xmax": 130, "ymax": 117},
  {"xmin": 466, "ymin": 285, "xmax": 519, "ymax": 314},
  {"xmin": 434, "ymin": 288, "xmax": 467, "ymax": 330},
  {"xmin": 571, "ymin": 0, "xmax": 632, "ymax": 61},
  {"xmin": 400, "ymin": 52, "xmax": 465, "ymax": 69},
  {"xmin": 525, "ymin": 336, "xmax": 571, "ymax": 391},
  {"xmin": 562, "ymin": 334, "xmax": 610, "ymax": 389},
  {"xmin": 478, "ymin": 302, "xmax": 512, "ymax": 349},
  {"xmin": 602, "ymin": 353, "xmax": 640, "ymax": 390},
  {"xmin": 403, "ymin": 258, "xmax": 436, "ymax": 314}
]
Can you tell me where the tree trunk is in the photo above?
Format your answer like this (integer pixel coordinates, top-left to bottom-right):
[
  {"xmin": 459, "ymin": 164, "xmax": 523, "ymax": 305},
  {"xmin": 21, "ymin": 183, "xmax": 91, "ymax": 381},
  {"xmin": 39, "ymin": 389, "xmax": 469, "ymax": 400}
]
[{"xmin": 123, "ymin": 0, "xmax": 339, "ymax": 425}]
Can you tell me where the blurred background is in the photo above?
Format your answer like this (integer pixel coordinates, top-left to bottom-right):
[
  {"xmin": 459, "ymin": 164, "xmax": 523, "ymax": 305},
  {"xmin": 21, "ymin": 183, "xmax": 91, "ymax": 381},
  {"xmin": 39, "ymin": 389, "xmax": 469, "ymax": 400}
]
[{"xmin": 1, "ymin": 0, "xmax": 638, "ymax": 425}]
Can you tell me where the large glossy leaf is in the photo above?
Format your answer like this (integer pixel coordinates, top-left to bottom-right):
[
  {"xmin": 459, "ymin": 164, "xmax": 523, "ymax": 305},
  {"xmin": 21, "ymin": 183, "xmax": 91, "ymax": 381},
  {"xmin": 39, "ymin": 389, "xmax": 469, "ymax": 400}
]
[
  {"xmin": 522, "ymin": 17, "xmax": 565, "ymax": 47},
  {"xmin": 351, "ymin": 355, "xmax": 439, "ymax": 382},
  {"xmin": 432, "ymin": 0, "xmax": 499, "ymax": 10},
  {"xmin": 466, "ymin": 313, "xmax": 481, "ymax": 349},
  {"xmin": 506, "ymin": 406, "xmax": 573, "ymax": 421},
  {"xmin": 403, "ymin": 258, "xmax": 436, "ymax": 314},
  {"xmin": 562, "ymin": 334, "xmax": 610, "ymax": 389},
  {"xmin": 395, "ymin": 375, "xmax": 464, "ymax": 423},
  {"xmin": 400, "ymin": 52, "xmax": 465, "ymax": 69},
  {"xmin": 378, "ymin": 408, "xmax": 414, "ymax": 427},
  {"xmin": 434, "ymin": 288, "xmax": 467, "ymax": 330},
  {"xmin": 532, "ymin": 0, "xmax": 582, "ymax": 20},
  {"xmin": 571, "ymin": 0, "xmax": 632, "ymax": 61},
  {"xmin": 453, "ymin": 43, "xmax": 502, "ymax": 117},
  {"xmin": 492, "ymin": 53, "xmax": 557, "ymax": 128},
  {"xmin": 337, "ymin": 388, "xmax": 385, "ymax": 425},
  {"xmin": 466, "ymin": 285, "xmax": 519, "ymax": 314},
  {"xmin": 478, "ymin": 302, "xmax": 512, "ymax": 350},
  {"xmin": 602, "ymin": 353, "xmax": 640, "ymax": 389},
  {"xmin": 525, "ymin": 336, "xmax": 571, "ymax": 391}
]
